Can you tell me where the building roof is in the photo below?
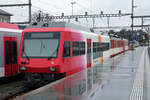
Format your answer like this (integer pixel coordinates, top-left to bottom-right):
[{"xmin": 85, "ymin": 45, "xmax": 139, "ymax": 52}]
[{"xmin": 0, "ymin": 9, "xmax": 12, "ymax": 16}]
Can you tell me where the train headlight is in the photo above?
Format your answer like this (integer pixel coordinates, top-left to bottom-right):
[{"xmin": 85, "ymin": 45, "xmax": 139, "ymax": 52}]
[
  {"xmin": 49, "ymin": 67, "xmax": 56, "ymax": 72},
  {"xmin": 20, "ymin": 66, "xmax": 26, "ymax": 71}
]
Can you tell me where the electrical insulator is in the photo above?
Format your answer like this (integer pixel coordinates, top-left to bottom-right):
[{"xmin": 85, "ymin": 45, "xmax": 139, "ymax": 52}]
[
  {"xmin": 85, "ymin": 12, "xmax": 88, "ymax": 16},
  {"xmin": 75, "ymin": 17, "xmax": 78, "ymax": 22},
  {"xmin": 61, "ymin": 13, "xmax": 64, "ymax": 17}
]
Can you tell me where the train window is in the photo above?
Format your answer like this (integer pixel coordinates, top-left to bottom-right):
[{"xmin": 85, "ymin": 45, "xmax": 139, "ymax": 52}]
[
  {"xmin": 93, "ymin": 42, "xmax": 100, "ymax": 59},
  {"xmin": 93, "ymin": 42, "xmax": 96, "ymax": 59},
  {"xmin": 24, "ymin": 32, "xmax": 60, "ymax": 39},
  {"xmin": 72, "ymin": 42, "xmax": 79, "ymax": 56},
  {"xmin": 93, "ymin": 42, "xmax": 97, "ymax": 53},
  {"xmin": 96, "ymin": 43, "xmax": 100, "ymax": 52},
  {"xmin": 102, "ymin": 43, "xmax": 110, "ymax": 51},
  {"xmin": 93, "ymin": 42, "xmax": 109, "ymax": 59},
  {"xmin": 79, "ymin": 42, "xmax": 85, "ymax": 55},
  {"xmin": 22, "ymin": 32, "xmax": 60, "ymax": 58},
  {"xmin": 12, "ymin": 41, "xmax": 17, "ymax": 64},
  {"xmin": 63, "ymin": 41, "xmax": 70, "ymax": 58}
]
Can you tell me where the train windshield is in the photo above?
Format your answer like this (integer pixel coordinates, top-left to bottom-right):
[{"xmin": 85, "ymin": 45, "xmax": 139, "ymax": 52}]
[{"xmin": 22, "ymin": 32, "xmax": 60, "ymax": 58}]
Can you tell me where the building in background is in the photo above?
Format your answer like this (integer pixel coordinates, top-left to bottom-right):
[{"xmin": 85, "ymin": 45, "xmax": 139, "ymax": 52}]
[{"xmin": 0, "ymin": 9, "xmax": 12, "ymax": 23}]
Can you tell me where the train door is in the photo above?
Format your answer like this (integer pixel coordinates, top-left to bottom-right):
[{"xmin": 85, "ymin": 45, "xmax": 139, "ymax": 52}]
[
  {"xmin": 87, "ymin": 39, "xmax": 91, "ymax": 68},
  {"xmin": 62, "ymin": 41, "xmax": 71, "ymax": 75},
  {"xmin": 4, "ymin": 37, "xmax": 18, "ymax": 77}
]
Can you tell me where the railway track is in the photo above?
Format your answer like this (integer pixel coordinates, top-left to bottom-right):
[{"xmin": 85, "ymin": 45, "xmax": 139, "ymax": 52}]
[
  {"xmin": 0, "ymin": 79, "xmax": 33, "ymax": 100},
  {"xmin": 0, "ymin": 77, "xmax": 57, "ymax": 100},
  {"xmin": 0, "ymin": 85, "xmax": 27, "ymax": 100}
]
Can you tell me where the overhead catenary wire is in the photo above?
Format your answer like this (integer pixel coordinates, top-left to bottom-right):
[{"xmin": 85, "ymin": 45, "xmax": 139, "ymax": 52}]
[
  {"xmin": 36, "ymin": 0, "xmax": 66, "ymax": 12},
  {"xmin": 0, "ymin": 0, "xmax": 133, "ymax": 28},
  {"xmin": 75, "ymin": 2, "xmax": 92, "ymax": 13},
  {"xmin": 16, "ymin": 0, "xmax": 60, "ymax": 15},
  {"xmin": 32, "ymin": 5, "xmax": 59, "ymax": 16}
]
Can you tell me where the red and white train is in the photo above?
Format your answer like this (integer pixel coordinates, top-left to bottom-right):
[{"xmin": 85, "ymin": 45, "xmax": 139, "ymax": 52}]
[
  {"xmin": 18, "ymin": 22, "xmax": 128, "ymax": 85},
  {"xmin": 0, "ymin": 22, "xmax": 22, "ymax": 78}
]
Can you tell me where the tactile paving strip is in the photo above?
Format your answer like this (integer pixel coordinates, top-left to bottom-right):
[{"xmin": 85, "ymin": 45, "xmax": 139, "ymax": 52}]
[{"xmin": 130, "ymin": 48, "xmax": 145, "ymax": 100}]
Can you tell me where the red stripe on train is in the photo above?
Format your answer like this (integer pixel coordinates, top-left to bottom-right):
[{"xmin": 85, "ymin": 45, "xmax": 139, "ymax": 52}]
[{"xmin": 0, "ymin": 22, "xmax": 18, "ymax": 29}]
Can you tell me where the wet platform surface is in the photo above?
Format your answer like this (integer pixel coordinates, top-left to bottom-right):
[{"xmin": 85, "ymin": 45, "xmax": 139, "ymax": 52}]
[{"xmin": 21, "ymin": 47, "xmax": 150, "ymax": 100}]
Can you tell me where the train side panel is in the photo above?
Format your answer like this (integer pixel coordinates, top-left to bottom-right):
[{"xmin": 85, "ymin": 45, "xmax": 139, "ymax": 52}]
[{"xmin": 0, "ymin": 22, "xmax": 22, "ymax": 78}]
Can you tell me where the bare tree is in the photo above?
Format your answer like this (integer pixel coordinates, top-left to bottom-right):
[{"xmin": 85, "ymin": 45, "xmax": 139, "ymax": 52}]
[{"xmin": 31, "ymin": 10, "xmax": 54, "ymax": 22}]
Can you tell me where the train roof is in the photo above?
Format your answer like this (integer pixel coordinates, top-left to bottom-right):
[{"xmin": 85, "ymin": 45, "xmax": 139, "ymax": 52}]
[
  {"xmin": 0, "ymin": 22, "xmax": 18, "ymax": 29},
  {"xmin": 0, "ymin": 22, "xmax": 22, "ymax": 33},
  {"xmin": 27, "ymin": 22, "xmax": 95, "ymax": 33}
]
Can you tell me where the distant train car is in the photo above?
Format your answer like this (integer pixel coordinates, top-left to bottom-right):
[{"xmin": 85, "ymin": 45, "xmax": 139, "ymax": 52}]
[
  {"xmin": 18, "ymin": 22, "xmax": 128, "ymax": 86},
  {"xmin": 0, "ymin": 22, "xmax": 22, "ymax": 78},
  {"xmin": 110, "ymin": 37, "xmax": 129, "ymax": 57}
]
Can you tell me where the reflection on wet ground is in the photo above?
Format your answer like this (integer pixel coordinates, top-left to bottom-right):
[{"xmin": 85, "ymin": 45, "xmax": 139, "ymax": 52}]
[{"xmin": 22, "ymin": 47, "xmax": 145, "ymax": 100}]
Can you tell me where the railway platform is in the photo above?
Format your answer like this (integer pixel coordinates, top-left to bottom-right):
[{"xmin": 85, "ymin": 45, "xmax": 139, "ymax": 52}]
[{"xmin": 19, "ymin": 47, "xmax": 150, "ymax": 100}]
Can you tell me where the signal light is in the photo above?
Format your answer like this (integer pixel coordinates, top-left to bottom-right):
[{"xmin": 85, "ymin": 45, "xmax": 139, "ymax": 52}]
[
  {"xmin": 20, "ymin": 66, "xmax": 26, "ymax": 71},
  {"xmin": 49, "ymin": 67, "xmax": 56, "ymax": 72}
]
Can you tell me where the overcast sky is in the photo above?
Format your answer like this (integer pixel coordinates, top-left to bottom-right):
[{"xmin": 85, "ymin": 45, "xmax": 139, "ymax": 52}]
[{"xmin": 0, "ymin": 0, "xmax": 150, "ymax": 30}]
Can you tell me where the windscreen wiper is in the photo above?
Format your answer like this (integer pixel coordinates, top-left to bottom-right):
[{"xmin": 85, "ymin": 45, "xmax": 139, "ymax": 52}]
[
  {"xmin": 48, "ymin": 49, "xmax": 57, "ymax": 60},
  {"xmin": 22, "ymin": 46, "xmax": 30, "ymax": 61},
  {"xmin": 40, "ymin": 40, "xmax": 45, "ymax": 55}
]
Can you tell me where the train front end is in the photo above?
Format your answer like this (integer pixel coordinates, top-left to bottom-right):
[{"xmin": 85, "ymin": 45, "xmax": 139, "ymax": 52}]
[{"xmin": 19, "ymin": 28, "xmax": 64, "ymax": 86}]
